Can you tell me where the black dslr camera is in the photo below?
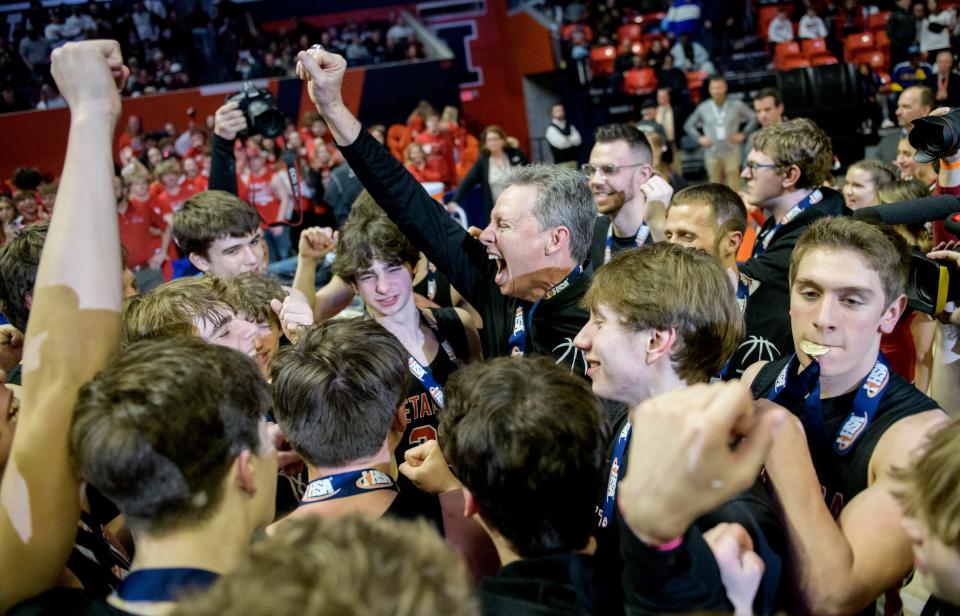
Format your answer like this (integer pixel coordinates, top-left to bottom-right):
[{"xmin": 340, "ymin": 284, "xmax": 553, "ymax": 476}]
[
  {"xmin": 908, "ymin": 252, "xmax": 960, "ymax": 315},
  {"xmin": 855, "ymin": 200, "xmax": 960, "ymax": 315},
  {"xmin": 225, "ymin": 82, "xmax": 285, "ymax": 139},
  {"xmin": 909, "ymin": 108, "xmax": 960, "ymax": 163}
]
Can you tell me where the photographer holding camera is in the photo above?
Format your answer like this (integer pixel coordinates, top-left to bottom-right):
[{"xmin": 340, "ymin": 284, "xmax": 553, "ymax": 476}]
[{"xmin": 914, "ymin": 107, "xmax": 960, "ymax": 413}]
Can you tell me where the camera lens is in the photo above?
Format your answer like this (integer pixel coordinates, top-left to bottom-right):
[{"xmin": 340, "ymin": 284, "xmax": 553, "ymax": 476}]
[{"xmin": 909, "ymin": 108, "xmax": 960, "ymax": 163}]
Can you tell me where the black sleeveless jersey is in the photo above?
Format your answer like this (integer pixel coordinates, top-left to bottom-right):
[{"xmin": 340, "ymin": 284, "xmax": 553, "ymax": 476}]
[
  {"xmin": 750, "ymin": 355, "xmax": 939, "ymax": 516},
  {"xmin": 412, "ymin": 263, "xmax": 453, "ymax": 308},
  {"xmin": 395, "ymin": 307, "xmax": 468, "ymax": 465},
  {"xmin": 395, "ymin": 307, "xmax": 468, "ymax": 533},
  {"xmin": 752, "ymin": 355, "xmax": 940, "ymax": 615}
]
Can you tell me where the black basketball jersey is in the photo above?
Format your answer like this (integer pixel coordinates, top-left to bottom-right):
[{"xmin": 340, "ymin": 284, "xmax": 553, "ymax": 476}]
[
  {"xmin": 751, "ymin": 354, "xmax": 939, "ymax": 515},
  {"xmin": 395, "ymin": 307, "xmax": 468, "ymax": 464}
]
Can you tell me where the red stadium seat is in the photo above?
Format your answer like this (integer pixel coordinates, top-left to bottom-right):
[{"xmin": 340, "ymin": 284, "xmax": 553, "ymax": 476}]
[
  {"xmin": 623, "ymin": 67, "xmax": 658, "ymax": 96},
  {"xmin": 844, "ymin": 32, "xmax": 875, "ymax": 62},
  {"xmin": 775, "ymin": 41, "xmax": 803, "ymax": 60},
  {"xmin": 853, "ymin": 49, "xmax": 887, "ymax": 71},
  {"xmin": 640, "ymin": 11, "xmax": 667, "ymax": 26},
  {"xmin": 800, "ymin": 38, "xmax": 828, "ymax": 58},
  {"xmin": 387, "ymin": 124, "xmax": 412, "ymax": 162},
  {"xmin": 874, "ymin": 29, "xmax": 890, "ymax": 51},
  {"xmin": 687, "ymin": 70, "xmax": 708, "ymax": 104},
  {"xmin": 775, "ymin": 42, "xmax": 804, "ymax": 69},
  {"xmin": 780, "ymin": 57, "xmax": 812, "ymax": 70},
  {"xmin": 868, "ymin": 11, "xmax": 890, "ymax": 33},
  {"xmin": 628, "ymin": 41, "xmax": 647, "ymax": 56},
  {"xmin": 617, "ymin": 23, "xmax": 643, "ymax": 44},
  {"xmin": 561, "ymin": 24, "xmax": 594, "ymax": 42},
  {"xmin": 640, "ymin": 32, "xmax": 669, "ymax": 48},
  {"xmin": 590, "ymin": 45, "xmax": 617, "ymax": 77},
  {"xmin": 810, "ymin": 54, "xmax": 839, "ymax": 66}
]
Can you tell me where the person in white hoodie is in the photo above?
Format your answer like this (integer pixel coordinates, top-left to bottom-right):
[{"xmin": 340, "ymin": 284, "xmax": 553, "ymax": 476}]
[
  {"xmin": 798, "ymin": 6, "xmax": 828, "ymax": 40},
  {"xmin": 767, "ymin": 9, "xmax": 795, "ymax": 44},
  {"xmin": 920, "ymin": 0, "xmax": 956, "ymax": 56}
]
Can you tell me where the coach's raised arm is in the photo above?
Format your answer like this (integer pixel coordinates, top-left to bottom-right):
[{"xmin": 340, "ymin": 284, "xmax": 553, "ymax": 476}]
[{"xmin": 295, "ymin": 47, "xmax": 595, "ymax": 371}]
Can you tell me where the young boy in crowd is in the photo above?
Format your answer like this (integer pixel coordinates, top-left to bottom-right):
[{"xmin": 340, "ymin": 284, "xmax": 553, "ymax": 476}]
[
  {"xmin": 172, "ymin": 190, "xmax": 265, "ymax": 278},
  {"xmin": 573, "ymin": 242, "xmax": 784, "ymax": 613},
  {"xmin": 399, "ymin": 357, "xmax": 785, "ymax": 615},
  {"xmin": 269, "ymin": 318, "xmax": 440, "ymax": 528}
]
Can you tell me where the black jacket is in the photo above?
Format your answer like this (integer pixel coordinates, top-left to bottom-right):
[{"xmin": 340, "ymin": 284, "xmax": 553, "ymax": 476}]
[
  {"xmin": 887, "ymin": 8, "xmax": 916, "ymax": 51},
  {"xmin": 477, "ymin": 554, "xmax": 602, "ymax": 616},
  {"xmin": 726, "ymin": 187, "xmax": 846, "ymax": 377},
  {"xmin": 339, "ymin": 130, "xmax": 591, "ymax": 373},
  {"xmin": 926, "ymin": 71, "xmax": 960, "ymax": 109},
  {"xmin": 476, "ymin": 523, "xmax": 734, "ymax": 616},
  {"xmin": 451, "ymin": 148, "xmax": 529, "ymax": 223},
  {"xmin": 209, "ymin": 133, "xmax": 238, "ymax": 195}
]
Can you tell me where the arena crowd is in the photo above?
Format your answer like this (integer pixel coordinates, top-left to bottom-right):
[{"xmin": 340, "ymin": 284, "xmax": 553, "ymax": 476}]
[{"xmin": 1, "ymin": 2, "xmax": 960, "ymax": 615}]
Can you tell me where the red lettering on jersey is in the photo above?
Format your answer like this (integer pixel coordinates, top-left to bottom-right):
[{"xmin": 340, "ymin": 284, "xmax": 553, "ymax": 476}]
[
  {"xmin": 398, "ymin": 399, "xmax": 413, "ymax": 427},
  {"xmin": 820, "ymin": 485, "xmax": 845, "ymax": 519},
  {"xmin": 408, "ymin": 425, "xmax": 438, "ymax": 446},
  {"xmin": 827, "ymin": 492, "xmax": 845, "ymax": 519},
  {"xmin": 414, "ymin": 393, "xmax": 434, "ymax": 420}
]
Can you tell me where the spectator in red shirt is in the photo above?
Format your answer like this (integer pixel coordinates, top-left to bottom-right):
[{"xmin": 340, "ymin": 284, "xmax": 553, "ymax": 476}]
[
  {"xmin": 404, "ymin": 142, "xmax": 444, "ymax": 183},
  {"xmin": 117, "ymin": 115, "xmax": 145, "ymax": 159},
  {"xmin": 116, "ymin": 174, "xmax": 168, "ymax": 293},
  {"xmin": 154, "ymin": 158, "xmax": 198, "ymax": 216},
  {"xmin": 0, "ymin": 196, "xmax": 15, "ymax": 245},
  {"xmin": 153, "ymin": 159, "xmax": 199, "ymax": 274},
  {"xmin": 183, "ymin": 157, "xmax": 208, "ymax": 192},
  {"xmin": 126, "ymin": 170, "xmax": 155, "ymax": 210},
  {"xmin": 125, "ymin": 170, "xmax": 173, "ymax": 281},
  {"xmin": 415, "ymin": 113, "xmax": 456, "ymax": 187},
  {"xmin": 183, "ymin": 128, "xmax": 207, "ymax": 161},
  {"xmin": 239, "ymin": 147, "xmax": 291, "ymax": 262},
  {"xmin": 12, "ymin": 190, "xmax": 46, "ymax": 227},
  {"xmin": 38, "ymin": 182, "xmax": 57, "ymax": 218}
]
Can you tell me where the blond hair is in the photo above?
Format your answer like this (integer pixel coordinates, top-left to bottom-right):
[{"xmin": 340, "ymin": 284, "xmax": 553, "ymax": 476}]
[
  {"xmin": 583, "ymin": 242, "xmax": 743, "ymax": 383},
  {"xmin": 789, "ymin": 217, "xmax": 910, "ymax": 308},
  {"xmin": 894, "ymin": 419, "xmax": 960, "ymax": 548},
  {"xmin": 121, "ymin": 276, "xmax": 233, "ymax": 346},
  {"xmin": 172, "ymin": 515, "xmax": 479, "ymax": 616}
]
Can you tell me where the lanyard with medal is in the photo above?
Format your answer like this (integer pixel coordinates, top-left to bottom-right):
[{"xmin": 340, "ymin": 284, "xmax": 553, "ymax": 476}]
[
  {"xmin": 597, "ymin": 420, "xmax": 632, "ymax": 528},
  {"xmin": 406, "ymin": 311, "xmax": 459, "ymax": 409},
  {"xmin": 116, "ymin": 568, "xmax": 219, "ymax": 602},
  {"xmin": 766, "ymin": 349, "xmax": 890, "ymax": 456},
  {"xmin": 300, "ymin": 468, "xmax": 397, "ymax": 506},
  {"xmin": 508, "ymin": 265, "xmax": 582, "ymax": 357},
  {"xmin": 604, "ymin": 222, "xmax": 650, "ymax": 264},
  {"xmin": 752, "ymin": 189, "xmax": 821, "ymax": 258}
]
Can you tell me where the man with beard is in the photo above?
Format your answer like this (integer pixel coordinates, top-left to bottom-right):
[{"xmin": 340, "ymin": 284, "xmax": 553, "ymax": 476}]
[{"xmin": 583, "ymin": 124, "xmax": 674, "ymax": 273}]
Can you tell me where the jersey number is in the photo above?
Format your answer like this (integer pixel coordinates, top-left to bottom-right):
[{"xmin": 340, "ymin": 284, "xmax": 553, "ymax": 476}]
[{"xmin": 408, "ymin": 426, "xmax": 438, "ymax": 446}]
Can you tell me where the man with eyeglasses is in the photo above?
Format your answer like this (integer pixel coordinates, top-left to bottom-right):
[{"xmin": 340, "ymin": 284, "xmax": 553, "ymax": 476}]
[
  {"xmin": 583, "ymin": 123, "xmax": 673, "ymax": 274},
  {"xmin": 724, "ymin": 118, "xmax": 845, "ymax": 378}
]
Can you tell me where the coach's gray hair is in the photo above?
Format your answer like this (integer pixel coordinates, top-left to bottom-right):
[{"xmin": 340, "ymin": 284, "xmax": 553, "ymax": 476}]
[{"xmin": 502, "ymin": 164, "xmax": 595, "ymax": 264}]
